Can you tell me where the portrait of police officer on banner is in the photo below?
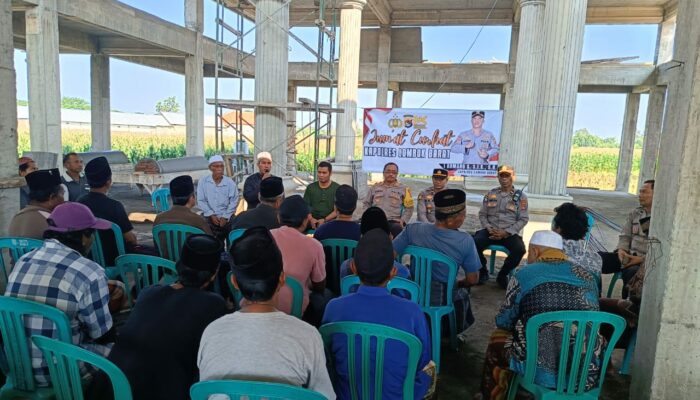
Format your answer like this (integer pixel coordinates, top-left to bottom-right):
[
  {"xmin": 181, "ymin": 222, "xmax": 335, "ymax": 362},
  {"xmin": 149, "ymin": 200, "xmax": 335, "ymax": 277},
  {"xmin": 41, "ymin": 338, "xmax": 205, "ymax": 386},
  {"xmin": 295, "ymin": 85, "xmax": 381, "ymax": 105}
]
[{"xmin": 450, "ymin": 111, "xmax": 499, "ymax": 166}]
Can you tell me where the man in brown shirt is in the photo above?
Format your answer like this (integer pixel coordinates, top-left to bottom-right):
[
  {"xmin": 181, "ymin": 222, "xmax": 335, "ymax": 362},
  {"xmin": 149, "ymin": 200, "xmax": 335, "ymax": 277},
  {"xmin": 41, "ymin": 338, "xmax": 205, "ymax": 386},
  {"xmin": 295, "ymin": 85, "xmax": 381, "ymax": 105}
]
[
  {"xmin": 154, "ymin": 175, "xmax": 212, "ymax": 235},
  {"xmin": 9, "ymin": 168, "xmax": 65, "ymax": 239}
]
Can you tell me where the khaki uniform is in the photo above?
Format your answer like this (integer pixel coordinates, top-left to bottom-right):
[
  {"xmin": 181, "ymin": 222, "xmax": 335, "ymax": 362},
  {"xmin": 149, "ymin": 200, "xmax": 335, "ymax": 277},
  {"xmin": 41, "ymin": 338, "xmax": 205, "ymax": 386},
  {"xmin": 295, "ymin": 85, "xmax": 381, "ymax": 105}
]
[
  {"xmin": 8, "ymin": 205, "xmax": 51, "ymax": 240},
  {"xmin": 450, "ymin": 129, "xmax": 499, "ymax": 165},
  {"xmin": 363, "ymin": 182, "xmax": 414, "ymax": 224},
  {"xmin": 417, "ymin": 187, "xmax": 441, "ymax": 223},
  {"xmin": 154, "ymin": 205, "xmax": 213, "ymax": 236},
  {"xmin": 617, "ymin": 207, "xmax": 650, "ymax": 257},
  {"xmin": 478, "ymin": 187, "xmax": 529, "ymax": 235}
]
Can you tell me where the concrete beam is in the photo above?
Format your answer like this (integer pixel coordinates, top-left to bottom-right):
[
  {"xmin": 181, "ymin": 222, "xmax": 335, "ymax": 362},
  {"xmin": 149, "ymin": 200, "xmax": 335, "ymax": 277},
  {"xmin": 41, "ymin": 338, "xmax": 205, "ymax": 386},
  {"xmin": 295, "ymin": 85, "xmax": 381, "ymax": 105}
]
[
  {"xmin": 578, "ymin": 64, "xmax": 655, "ymax": 86},
  {"xmin": 366, "ymin": 0, "xmax": 391, "ymax": 25},
  {"xmin": 656, "ymin": 60, "xmax": 682, "ymax": 86},
  {"xmin": 99, "ymin": 37, "xmax": 183, "ymax": 57},
  {"xmin": 586, "ymin": 6, "xmax": 664, "ymax": 24},
  {"xmin": 13, "ymin": 13, "xmax": 96, "ymax": 54}
]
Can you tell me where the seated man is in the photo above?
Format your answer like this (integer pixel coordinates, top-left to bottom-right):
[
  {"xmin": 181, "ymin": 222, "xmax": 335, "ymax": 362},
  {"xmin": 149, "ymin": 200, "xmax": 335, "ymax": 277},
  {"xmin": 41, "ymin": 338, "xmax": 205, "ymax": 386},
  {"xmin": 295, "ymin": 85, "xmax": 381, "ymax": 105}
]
[
  {"xmin": 230, "ymin": 176, "xmax": 284, "ymax": 231},
  {"xmin": 196, "ymin": 155, "xmax": 239, "ymax": 240},
  {"xmin": 9, "ymin": 168, "xmax": 65, "ymax": 239},
  {"xmin": 242, "ymin": 151, "xmax": 274, "ymax": 209},
  {"xmin": 61, "ymin": 152, "xmax": 89, "ymax": 201},
  {"xmin": 304, "ymin": 161, "xmax": 340, "ymax": 228},
  {"xmin": 6, "ymin": 203, "xmax": 119, "ymax": 386},
  {"xmin": 322, "ymin": 228, "xmax": 432, "ymax": 399},
  {"xmin": 198, "ymin": 227, "xmax": 335, "ymax": 399},
  {"xmin": 18, "ymin": 156, "xmax": 39, "ymax": 209},
  {"xmin": 362, "ymin": 162, "xmax": 414, "ymax": 237},
  {"xmin": 313, "ymin": 184, "xmax": 361, "ymax": 242},
  {"xmin": 478, "ymin": 231, "xmax": 600, "ymax": 399},
  {"xmin": 393, "ymin": 189, "xmax": 481, "ymax": 333},
  {"xmin": 154, "ymin": 175, "xmax": 212, "ymax": 235},
  {"xmin": 270, "ymin": 195, "xmax": 327, "ymax": 325},
  {"xmin": 552, "ymin": 203, "xmax": 602, "ymax": 278}
]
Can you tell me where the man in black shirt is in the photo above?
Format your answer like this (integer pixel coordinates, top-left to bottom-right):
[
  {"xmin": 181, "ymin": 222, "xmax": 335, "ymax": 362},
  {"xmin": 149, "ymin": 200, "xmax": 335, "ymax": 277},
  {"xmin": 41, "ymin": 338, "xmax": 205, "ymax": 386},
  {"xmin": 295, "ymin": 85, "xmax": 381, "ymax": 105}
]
[
  {"xmin": 242, "ymin": 151, "xmax": 274, "ymax": 209},
  {"xmin": 231, "ymin": 176, "xmax": 284, "ymax": 230}
]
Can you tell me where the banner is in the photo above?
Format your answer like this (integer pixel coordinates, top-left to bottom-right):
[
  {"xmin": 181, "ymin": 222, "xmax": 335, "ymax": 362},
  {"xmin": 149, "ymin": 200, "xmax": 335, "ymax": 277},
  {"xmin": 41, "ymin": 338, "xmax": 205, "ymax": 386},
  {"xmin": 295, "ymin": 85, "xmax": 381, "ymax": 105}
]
[{"xmin": 362, "ymin": 108, "xmax": 503, "ymax": 177}]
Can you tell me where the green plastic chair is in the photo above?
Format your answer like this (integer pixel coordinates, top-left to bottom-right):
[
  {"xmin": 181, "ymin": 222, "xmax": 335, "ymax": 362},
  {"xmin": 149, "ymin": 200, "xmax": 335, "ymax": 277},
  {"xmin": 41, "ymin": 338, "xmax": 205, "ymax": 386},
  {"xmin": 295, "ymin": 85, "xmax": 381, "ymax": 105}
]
[
  {"xmin": 226, "ymin": 271, "xmax": 304, "ymax": 318},
  {"xmin": 606, "ymin": 272, "xmax": 621, "ymax": 298},
  {"xmin": 89, "ymin": 222, "xmax": 125, "ymax": 279},
  {"xmin": 151, "ymin": 187, "xmax": 171, "ymax": 213},
  {"xmin": 0, "ymin": 237, "xmax": 44, "ymax": 283},
  {"xmin": 115, "ymin": 254, "xmax": 178, "ymax": 305},
  {"xmin": 0, "ymin": 296, "xmax": 72, "ymax": 399},
  {"xmin": 152, "ymin": 224, "xmax": 206, "ymax": 262},
  {"xmin": 584, "ymin": 212, "xmax": 595, "ymax": 242},
  {"xmin": 618, "ymin": 328, "xmax": 637, "ymax": 376},
  {"xmin": 319, "ymin": 321, "xmax": 423, "ymax": 400},
  {"xmin": 507, "ymin": 311, "xmax": 626, "ymax": 400},
  {"xmin": 340, "ymin": 275, "xmax": 420, "ymax": 303},
  {"xmin": 190, "ymin": 380, "xmax": 326, "ymax": 400},
  {"xmin": 400, "ymin": 245, "xmax": 458, "ymax": 373},
  {"xmin": 227, "ymin": 228, "xmax": 246, "ymax": 249},
  {"xmin": 320, "ymin": 239, "xmax": 358, "ymax": 296},
  {"xmin": 486, "ymin": 245, "xmax": 510, "ymax": 275},
  {"xmin": 31, "ymin": 336, "xmax": 132, "ymax": 400}
]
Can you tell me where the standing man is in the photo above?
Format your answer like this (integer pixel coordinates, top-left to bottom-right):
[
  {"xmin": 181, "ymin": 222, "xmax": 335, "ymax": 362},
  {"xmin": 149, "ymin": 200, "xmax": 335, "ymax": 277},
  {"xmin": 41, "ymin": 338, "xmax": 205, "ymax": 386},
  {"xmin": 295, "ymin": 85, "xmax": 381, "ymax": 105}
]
[
  {"xmin": 417, "ymin": 168, "xmax": 449, "ymax": 223},
  {"xmin": 303, "ymin": 161, "xmax": 340, "ymax": 228},
  {"xmin": 362, "ymin": 162, "xmax": 414, "ymax": 237},
  {"xmin": 62, "ymin": 152, "xmax": 89, "ymax": 201},
  {"xmin": 243, "ymin": 152, "xmax": 273, "ymax": 209},
  {"xmin": 196, "ymin": 155, "xmax": 239, "ymax": 240},
  {"xmin": 450, "ymin": 111, "xmax": 499, "ymax": 166},
  {"xmin": 473, "ymin": 165, "xmax": 529, "ymax": 289}
]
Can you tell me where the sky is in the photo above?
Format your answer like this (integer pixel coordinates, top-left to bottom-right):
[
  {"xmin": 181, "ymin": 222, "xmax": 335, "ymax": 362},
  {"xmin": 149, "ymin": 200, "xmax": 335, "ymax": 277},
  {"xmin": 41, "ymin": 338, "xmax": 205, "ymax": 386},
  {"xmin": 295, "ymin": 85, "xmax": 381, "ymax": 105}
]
[{"xmin": 12, "ymin": 1, "xmax": 659, "ymax": 140}]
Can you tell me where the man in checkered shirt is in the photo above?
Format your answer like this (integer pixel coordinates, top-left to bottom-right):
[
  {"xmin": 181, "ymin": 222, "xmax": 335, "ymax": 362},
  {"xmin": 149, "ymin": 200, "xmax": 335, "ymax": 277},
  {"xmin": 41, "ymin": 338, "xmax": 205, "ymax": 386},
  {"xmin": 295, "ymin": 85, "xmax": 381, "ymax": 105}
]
[{"xmin": 5, "ymin": 202, "xmax": 117, "ymax": 386}]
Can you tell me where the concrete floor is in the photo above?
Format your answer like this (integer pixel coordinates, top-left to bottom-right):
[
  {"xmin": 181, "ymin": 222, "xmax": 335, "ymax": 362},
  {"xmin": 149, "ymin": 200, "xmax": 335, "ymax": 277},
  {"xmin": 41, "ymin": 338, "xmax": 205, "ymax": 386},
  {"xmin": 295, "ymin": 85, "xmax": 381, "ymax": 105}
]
[{"xmin": 110, "ymin": 181, "xmax": 639, "ymax": 400}]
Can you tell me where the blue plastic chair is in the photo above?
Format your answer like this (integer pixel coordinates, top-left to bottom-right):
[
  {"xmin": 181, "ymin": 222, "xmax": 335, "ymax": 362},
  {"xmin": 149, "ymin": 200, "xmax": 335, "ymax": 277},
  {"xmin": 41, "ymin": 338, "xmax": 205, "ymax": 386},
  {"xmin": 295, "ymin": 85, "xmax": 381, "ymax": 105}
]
[
  {"xmin": 320, "ymin": 321, "xmax": 423, "ymax": 400},
  {"xmin": 584, "ymin": 212, "xmax": 595, "ymax": 242},
  {"xmin": 152, "ymin": 224, "xmax": 206, "ymax": 262},
  {"xmin": 340, "ymin": 275, "xmax": 420, "ymax": 303},
  {"xmin": 606, "ymin": 272, "xmax": 621, "ymax": 298},
  {"xmin": 151, "ymin": 187, "xmax": 171, "ymax": 213},
  {"xmin": 400, "ymin": 245, "xmax": 458, "ymax": 373},
  {"xmin": 31, "ymin": 336, "xmax": 132, "ymax": 400},
  {"xmin": 507, "ymin": 311, "xmax": 626, "ymax": 400},
  {"xmin": 226, "ymin": 271, "xmax": 304, "ymax": 318},
  {"xmin": 227, "ymin": 228, "xmax": 246, "ymax": 249},
  {"xmin": 486, "ymin": 245, "xmax": 510, "ymax": 275},
  {"xmin": 619, "ymin": 328, "xmax": 637, "ymax": 375},
  {"xmin": 0, "ymin": 296, "xmax": 72, "ymax": 399},
  {"xmin": 190, "ymin": 380, "xmax": 326, "ymax": 400},
  {"xmin": 321, "ymin": 239, "xmax": 358, "ymax": 296},
  {"xmin": 0, "ymin": 237, "xmax": 44, "ymax": 283},
  {"xmin": 115, "ymin": 255, "xmax": 178, "ymax": 305},
  {"xmin": 89, "ymin": 222, "xmax": 125, "ymax": 279}
]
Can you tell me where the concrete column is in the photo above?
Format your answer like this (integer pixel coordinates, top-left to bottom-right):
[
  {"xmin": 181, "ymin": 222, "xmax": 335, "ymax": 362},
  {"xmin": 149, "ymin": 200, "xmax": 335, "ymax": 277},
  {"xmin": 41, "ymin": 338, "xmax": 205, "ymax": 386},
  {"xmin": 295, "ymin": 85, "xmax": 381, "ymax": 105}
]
[
  {"xmin": 391, "ymin": 90, "xmax": 403, "ymax": 108},
  {"xmin": 253, "ymin": 0, "xmax": 289, "ymax": 176},
  {"xmin": 25, "ymin": 0, "xmax": 62, "ymax": 159},
  {"xmin": 528, "ymin": 0, "xmax": 587, "ymax": 198},
  {"xmin": 376, "ymin": 25, "xmax": 391, "ymax": 108},
  {"xmin": 335, "ymin": 0, "xmax": 367, "ymax": 168},
  {"xmin": 90, "ymin": 54, "xmax": 111, "ymax": 151},
  {"xmin": 632, "ymin": 1, "xmax": 700, "ymax": 397},
  {"xmin": 615, "ymin": 93, "xmax": 641, "ymax": 192},
  {"xmin": 656, "ymin": 13, "xmax": 676, "ymax": 64},
  {"xmin": 185, "ymin": 0, "xmax": 205, "ymax": 156},
  {"xmin": 500, "ymin": 21, "xmax": 519, "ymax": 164},
  {"xmin": 639, "ymin": 87, "xmax": 666, "ymax": 185},
  {"xmin": 286, "ymin": 84, "xmax": 297, "ymax": 174},
  {"xmin": 0, "ymin": 0, "xmax": 21, "ymax": 234},
  {"xmin": 500, "ymin": 0, "xmax": 545, "ymax": 177}
]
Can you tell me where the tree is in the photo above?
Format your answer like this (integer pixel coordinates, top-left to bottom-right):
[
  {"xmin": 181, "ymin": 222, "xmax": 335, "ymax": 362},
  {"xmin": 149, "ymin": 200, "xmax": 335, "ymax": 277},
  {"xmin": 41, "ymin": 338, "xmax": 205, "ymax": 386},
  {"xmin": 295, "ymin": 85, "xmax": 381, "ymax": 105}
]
[
  {"xmin": 61, "ymin": 96, "xmax": 91, "ymax": 110},
  {"xmin": 155, "ymin": 96, "xmax": 180, "ymax": 113}
]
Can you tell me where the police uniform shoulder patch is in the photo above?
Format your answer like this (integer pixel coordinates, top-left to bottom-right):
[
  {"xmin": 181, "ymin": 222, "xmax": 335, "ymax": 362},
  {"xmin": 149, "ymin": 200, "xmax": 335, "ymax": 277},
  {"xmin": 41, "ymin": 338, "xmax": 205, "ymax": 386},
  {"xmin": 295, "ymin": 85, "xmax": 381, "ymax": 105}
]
[{"xmin": 520, "ymin": 198, "xmax": 528, "ymax": 210}]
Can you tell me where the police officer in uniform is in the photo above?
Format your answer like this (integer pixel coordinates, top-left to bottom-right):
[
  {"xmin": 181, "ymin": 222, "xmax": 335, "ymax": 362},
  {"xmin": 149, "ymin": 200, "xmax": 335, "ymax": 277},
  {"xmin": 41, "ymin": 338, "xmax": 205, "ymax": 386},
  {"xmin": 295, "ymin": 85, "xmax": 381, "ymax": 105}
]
[
  {"xmin": 362, "ymin": 162, "xmax": 414, "ymax": 237},
  {"xmin": 473, "ymin": 165, "xmax": 529, "ymax": 289},
  {"xmin": 417, "ymin": 168, "xmax": 449, "ymax": 223},
  {"xmin": 450, "ymin": 111, "xmax": 499, "ymax": 165}
]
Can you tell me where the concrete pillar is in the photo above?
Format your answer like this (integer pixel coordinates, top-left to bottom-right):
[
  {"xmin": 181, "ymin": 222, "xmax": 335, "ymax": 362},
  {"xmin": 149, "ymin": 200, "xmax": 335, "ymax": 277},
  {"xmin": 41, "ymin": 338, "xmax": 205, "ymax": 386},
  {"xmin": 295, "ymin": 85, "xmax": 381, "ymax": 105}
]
[
  {"xmin": 632, "ymin": 2, "xmax": 700, "ymax": 397},
  {"xmin": 286, "ymin": 84, "xmax": 297, "ymax": 174},
  {"xmin": 25, "ymin": 0, "xmax": 62, "ymax": 159},
  {"xmin": 391, "ymin": 90, "xmax": 403, "ymax": 108},
  {"xmin": 0, "ymin": 0, "xmax": 21, "ymax": 234},
  {"xmin": 528, "ymin": 0, "xmax": 587, "ymax": 198},
  {"xmin": 335, "ymin": 0, "xmax": 366, "ymax": 168},
  {"xmin": 656, "ymin": 13, "xmax": 676, "ymax": 64},
  {"xmin": 376, "ymin": 25, "xmax": 391, "ymax": 108},
  {"xmin": 500, "ymin": 21, "xmax": 519, "ymax": 164},
  {"xmin": 253, "ymin": 0, "xmax": 289, "ymax": 176},
  {"xmin": 639, "ymin": 87, "xmax": 666, "ymax": 185},
  {"xmin": 501, "ymin": 0, "xmax": 545, "ymax": 177},
  {"xmin": 615, "ymin": 93, "xmax": 641, "ymax": 192},
  {"xmin": 185, "ymin": 0, "xmax": 205, "ymax": 156},
  {"xmin": 90, "ymin": 54, "xmax": 111, "ymax": 151}
]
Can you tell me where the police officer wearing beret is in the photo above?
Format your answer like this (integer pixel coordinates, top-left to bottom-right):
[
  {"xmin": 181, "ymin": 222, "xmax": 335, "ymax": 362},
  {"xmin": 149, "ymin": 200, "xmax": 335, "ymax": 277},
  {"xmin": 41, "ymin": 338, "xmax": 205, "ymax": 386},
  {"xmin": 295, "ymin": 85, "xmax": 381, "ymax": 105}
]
[
  {"xmin": 362, "ymin": 162, "xmax": 414, "ymax": 237},
  {"xmin": 450, "ymin": 111, "xmax": 499, "ymax": 166},
  {"xmin": 473, "ymin": 165, "xmax": 529, "ymax": 289},
  {"xmin": 417, "ymin": 168, "xmax": 449, "ymax": 223}
]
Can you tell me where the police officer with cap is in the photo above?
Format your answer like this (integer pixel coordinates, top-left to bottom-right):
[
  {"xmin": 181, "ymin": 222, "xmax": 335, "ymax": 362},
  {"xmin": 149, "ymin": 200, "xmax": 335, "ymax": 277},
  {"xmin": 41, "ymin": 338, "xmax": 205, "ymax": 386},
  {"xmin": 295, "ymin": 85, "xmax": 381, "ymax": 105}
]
[
  {"xmin": 450, "ymin": 111, "xmax": 499, "ymax": 166},
  {"xmin": 9, "ymin": 168, "xmax": 65, "ymax": 239},
  {"xmin": 417, "ymin": 168, "xmax": 449, "ymax": 223},
  {"xmin": 474, "ymin": 165, "xmax": 529, "ymax": 288},
  {"xmin": 362, "ymin": 162, "xmax": 414, "ymax": 237}
]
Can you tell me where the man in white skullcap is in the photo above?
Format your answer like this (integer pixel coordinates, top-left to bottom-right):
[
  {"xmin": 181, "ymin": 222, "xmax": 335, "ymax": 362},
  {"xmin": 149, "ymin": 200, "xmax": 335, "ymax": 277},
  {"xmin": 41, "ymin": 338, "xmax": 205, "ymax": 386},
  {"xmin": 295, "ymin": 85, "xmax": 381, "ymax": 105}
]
[
  {"xmin": 243, "ymin": 151, "xmax": 275, "ymax": 209},
  {"xmin": 196, "ymin": 155, "xmax": 240, "ymax": 239}
]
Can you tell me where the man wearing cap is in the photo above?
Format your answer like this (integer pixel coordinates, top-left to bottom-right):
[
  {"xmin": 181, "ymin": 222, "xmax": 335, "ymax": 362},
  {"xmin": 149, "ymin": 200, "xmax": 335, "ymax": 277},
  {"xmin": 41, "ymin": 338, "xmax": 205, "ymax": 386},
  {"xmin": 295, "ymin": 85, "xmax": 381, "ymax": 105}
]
[
  {"xmin": 9, "ymin": 168, "xmax": 65, "ymax": 239},
  {"xmin": 323, "ymin": 228, "xmax": 433, "ymax": 399},
  {"xmin": 6, "ymin": 202, "xmax": 120, "ymax": 386},
  {"xmin": 362, "ymin": 162, "xmax": 414, "ymax": 237},
  {"xmin": 393, "ymin": 189, "xmax": 481, "ymax": 333},
  {"xmin": 478, "ymin": 231, "xmax": 599, "ymax": 397},
  {"xmin": 196, "ymin": 155, "xmax": 240, "ymax": 240},
  {"xmin": 417, "ymin": 168, "xmax": 449, "ymax": 223},
  {"xmin": 154, "ymin": 175, "xmax": 212, "ymax": 235},
  {"xmin": 270, "ymin": 195, "xmax": 327, "ymax": 325},
  {"xmin": 474, "ymin": 164, "xmax": 529, "ymax": 289},
  {"xmin": 304, "ymin": 161, "xmax": 340, "ymax": 228},
  {"xmin": 450, "ymin": 111, "xmax": 499, "ymax": 166},
  {"xmin": 230, "ymin": 176, "xmax": 284, "ymax": 230},
  {"xmin": 243, "ymin": 151, "xmax": 274, "ymax": 209},
  {"xmin": 313, "ymin": 184, "xmax": 361, "ymax": 242},
  {"xmin": 18, "ymin": 156, "xmax": 39, "ymax": 209},
  {"xmin": 61, "ymin": 152, "xmax": 89, "ymax": 202}
]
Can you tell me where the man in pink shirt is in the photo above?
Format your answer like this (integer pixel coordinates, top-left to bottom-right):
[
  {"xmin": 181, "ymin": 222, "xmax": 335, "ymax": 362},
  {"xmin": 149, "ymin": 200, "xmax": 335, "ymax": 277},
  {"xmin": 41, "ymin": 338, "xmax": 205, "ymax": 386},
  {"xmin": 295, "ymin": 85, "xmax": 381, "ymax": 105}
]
[{"xmin": 270, "ymin": 195, "xmax": 328, "ymax": 326}]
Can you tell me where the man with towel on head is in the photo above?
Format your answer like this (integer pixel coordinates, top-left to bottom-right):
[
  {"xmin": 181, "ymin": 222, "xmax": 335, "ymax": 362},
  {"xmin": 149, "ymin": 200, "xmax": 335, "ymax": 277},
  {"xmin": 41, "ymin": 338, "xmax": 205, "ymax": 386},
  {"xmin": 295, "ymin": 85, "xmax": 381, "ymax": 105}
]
[{"xmin": 196, "ymin": 155, "xmax": 240, "ymax": 240}]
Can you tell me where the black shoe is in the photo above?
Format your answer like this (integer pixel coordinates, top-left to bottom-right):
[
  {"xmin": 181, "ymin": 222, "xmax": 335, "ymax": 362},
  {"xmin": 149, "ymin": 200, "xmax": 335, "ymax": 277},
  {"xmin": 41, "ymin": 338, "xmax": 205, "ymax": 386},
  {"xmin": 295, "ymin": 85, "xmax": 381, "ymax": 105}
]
[
  {"xmin": 496, "ymin": 274, "xmax": 509, "ymax": 289},
  {"xmin": 477, "ymin": 268, "xmax": 489, "ymax": 285}
]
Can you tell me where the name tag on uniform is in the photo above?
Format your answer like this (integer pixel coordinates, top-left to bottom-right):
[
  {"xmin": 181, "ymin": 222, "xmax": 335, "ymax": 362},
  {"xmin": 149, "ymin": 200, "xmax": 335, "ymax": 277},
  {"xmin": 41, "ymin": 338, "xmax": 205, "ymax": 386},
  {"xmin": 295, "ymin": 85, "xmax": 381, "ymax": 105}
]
[{"xmin": 506, "ymin": 203, "xmax": 516, "ymax": 212}]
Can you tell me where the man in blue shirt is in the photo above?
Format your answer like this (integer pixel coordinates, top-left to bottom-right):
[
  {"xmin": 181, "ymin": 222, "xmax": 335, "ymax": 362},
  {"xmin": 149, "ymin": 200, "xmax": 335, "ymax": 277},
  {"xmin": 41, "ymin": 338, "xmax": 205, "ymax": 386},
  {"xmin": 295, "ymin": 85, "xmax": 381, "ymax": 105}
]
[
  {"xmin": 196, "ymin": 155, "xmax": 239, "ymax": 240},
  {"xmin": 323, "ymin": 228, "xmax": 432, "ymax": 400},
  {"xmin": 393, "ymin": 189, "xmax": 481, "ymax": 333}
]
